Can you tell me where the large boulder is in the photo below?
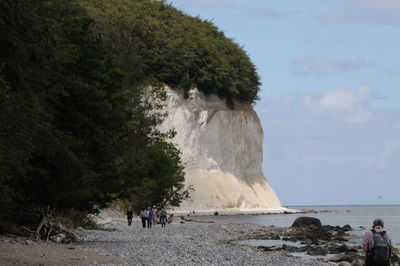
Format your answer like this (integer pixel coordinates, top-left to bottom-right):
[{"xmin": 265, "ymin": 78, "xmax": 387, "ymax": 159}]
[{"xmin": 291, "ymin": 217, "xmax": 322, "ymax": 228}]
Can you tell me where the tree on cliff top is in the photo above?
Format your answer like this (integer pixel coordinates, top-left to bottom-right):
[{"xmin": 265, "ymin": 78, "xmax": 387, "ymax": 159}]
[{"xmin": 82, "ymin": 0, "xmax": 261, "ymax": 106}]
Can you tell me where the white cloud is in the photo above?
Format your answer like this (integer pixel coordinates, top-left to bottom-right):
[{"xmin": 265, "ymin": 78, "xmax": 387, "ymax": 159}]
[
  {"xmin": 292, "ymin": 56, "xmax": 372, "ymax": 75},
  {"xmin": 316, "ymin": 0, "xmax": 400, "ymax": 25},
  {"xmin": 257, "ymin": 86, "xmax": 375, "ymax": 123},
  {"xmin": 302, "ymin": 86, "xmax": 374, "ymax": 123}
]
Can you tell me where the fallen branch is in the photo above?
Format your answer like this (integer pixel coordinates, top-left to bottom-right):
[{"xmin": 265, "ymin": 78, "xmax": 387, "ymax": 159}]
[{"xmin": 33, "ymin": 207, "xmax": 76, "ymax": 243}]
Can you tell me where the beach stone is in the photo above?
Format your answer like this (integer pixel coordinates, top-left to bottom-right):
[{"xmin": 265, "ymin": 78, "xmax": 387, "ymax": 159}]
[
  {"xmin": 258, "ymin": 245, "xmax": 281, "ymax": 251},
  {"xmin": 351, "ymin": 259, "xmax": 364, "ymax": 266},
  {"xmin": 281, "ymin": 244, "xmax": 301, "ymax": 253},
  {"xmin": 338, "ymin": 262, "xmax": 352, "ymax": 266},
  {"xmin": 330, "ymin": 253, "xmax": 352, "ymax": 263},
  {"xmin": 291, "ymin": 217, "xmax": 322, "ymax": 228},
  {"xmin": 305, "ymin": 245, "xmax": 327, "ymax": 256},
  {"xmin": 329, "ymin": 244, "xmax": 357, "ymax": 253},
  {"xmin": 270, "ymin": 233, "xmax": 280, "ymax": 240},
  {"xmin": 24, "ymin": 239, "xmax": 34, "ymax": 245}
]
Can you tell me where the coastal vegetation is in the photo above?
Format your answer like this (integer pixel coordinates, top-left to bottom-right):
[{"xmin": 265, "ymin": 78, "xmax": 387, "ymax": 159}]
[
  {"xmin": 0, "ymin": 0, "xmax": 260, "ymax": 234},
  {"xmin": 81, "ymin": 0, "xmax": 261, "ymax": 106}
]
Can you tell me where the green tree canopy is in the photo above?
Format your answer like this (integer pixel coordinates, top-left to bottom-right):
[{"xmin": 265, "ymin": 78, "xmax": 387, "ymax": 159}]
[{"xmin": 82, "ymin": 0, "xmax": 261, "ymax": 106}]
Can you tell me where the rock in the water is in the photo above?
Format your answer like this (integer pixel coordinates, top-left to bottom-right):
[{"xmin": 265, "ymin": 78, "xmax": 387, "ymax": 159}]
[
  {"xmin": 338, "ymin": 262, "xmax": 352, "ymax": 266},
  {"xmin": 329, "ymin": 244, "xmax": 357, "ymax": 254},
  {"xmin": 342, "ymin": 224, "xmax": 353, "ymax": 231},
  {"xmin": 305, "ymin": 245, "xmax": 327, "ymax": 256},
  {"xmin": 291, "ymin": 217, "xmax": 322, "ymax": 228},
  {"xmin": 257, "ymin": 245, "xmax": 281, "ymax": 252}
]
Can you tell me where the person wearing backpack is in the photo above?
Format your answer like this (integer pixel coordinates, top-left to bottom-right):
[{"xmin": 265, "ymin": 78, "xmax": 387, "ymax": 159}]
[{"xmin": 363, "ymin": 218, "xmax": 392, "ymax": 266}]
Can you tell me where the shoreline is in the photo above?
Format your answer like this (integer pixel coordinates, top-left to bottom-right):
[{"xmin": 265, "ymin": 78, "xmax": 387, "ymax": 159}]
[
  {"xmin": 1, "ymin": 218, "xmax": 332, "ymax": 266},
  {"xmin": 170, "ymin": 207, "xmax": 301, "ymax": 216}
]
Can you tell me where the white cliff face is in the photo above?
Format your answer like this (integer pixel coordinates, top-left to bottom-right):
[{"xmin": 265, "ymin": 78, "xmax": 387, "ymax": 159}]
[{"xmin": 159, "ymin": 87, "xmax": 282, "ymax": 211}]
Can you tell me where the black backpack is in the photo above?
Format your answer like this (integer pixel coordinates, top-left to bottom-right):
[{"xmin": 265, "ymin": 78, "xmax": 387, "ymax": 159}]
[{"xmin": 370, "ymin": 229, "xmax": 391, "ymax": 264}]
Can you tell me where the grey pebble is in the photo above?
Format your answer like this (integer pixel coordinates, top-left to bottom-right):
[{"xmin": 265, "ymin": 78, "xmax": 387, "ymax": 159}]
[{"xmin": 78, "ymin": 219, "xmax": 330, "ymax": 265}]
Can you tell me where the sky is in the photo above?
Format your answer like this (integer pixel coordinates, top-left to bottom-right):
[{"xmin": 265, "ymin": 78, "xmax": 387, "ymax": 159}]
[{"xmin": 168, "ymin": 0, "xmax": 400, "ymax": 206}]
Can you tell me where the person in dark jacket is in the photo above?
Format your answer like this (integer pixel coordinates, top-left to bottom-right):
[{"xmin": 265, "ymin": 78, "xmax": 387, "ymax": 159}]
[{"xmin": 126, "ymin": 208, "xmax": 133, "ymax": 226}]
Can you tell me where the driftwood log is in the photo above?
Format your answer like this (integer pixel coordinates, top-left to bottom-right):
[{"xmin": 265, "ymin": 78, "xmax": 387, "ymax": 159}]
[
  {"xmin": 0, "ymin": 206, "xmax": 76, "ymax": 243},
  {"xmin": 34, "ymin": 207, "xmax": 76, "ymax": 243}
]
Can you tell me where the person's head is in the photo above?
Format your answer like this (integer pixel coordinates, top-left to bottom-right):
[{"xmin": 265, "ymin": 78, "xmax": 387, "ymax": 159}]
[{"xmin": 373, "ymin": 218, "xmax": 384, "ymax": 228}]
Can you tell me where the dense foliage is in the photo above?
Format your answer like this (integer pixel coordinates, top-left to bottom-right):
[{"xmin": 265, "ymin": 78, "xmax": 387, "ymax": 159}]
[
  {"xmin": 0, "ymin": 0, "xmax": 188, "ymax": 227},
  {"xmin": 82, "ymin": 0, "xmax": 261, "ymax": 106}
]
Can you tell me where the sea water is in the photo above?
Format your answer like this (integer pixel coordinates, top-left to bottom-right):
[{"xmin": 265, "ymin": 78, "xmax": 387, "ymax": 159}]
[{"xmin": 195, "ymin": 205, "xmax": 400, "ymax": 249}]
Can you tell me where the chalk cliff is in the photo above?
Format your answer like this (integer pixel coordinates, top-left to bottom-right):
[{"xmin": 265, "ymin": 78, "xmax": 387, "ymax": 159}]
[{"xmin": 159, "ymin": 87, "xmax": 282, "ymax": 211}]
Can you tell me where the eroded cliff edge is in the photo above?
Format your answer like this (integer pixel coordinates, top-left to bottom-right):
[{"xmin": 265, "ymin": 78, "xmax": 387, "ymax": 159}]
[{"xmin": 159, "ymin": 87, "xmax": 282, "ymax": 211}]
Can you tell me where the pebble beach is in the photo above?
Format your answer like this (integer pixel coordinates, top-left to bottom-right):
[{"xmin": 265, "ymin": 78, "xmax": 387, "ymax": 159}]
[{"xmin": 75, "ymin": 218, "xmax": 332, "ymax": 265}]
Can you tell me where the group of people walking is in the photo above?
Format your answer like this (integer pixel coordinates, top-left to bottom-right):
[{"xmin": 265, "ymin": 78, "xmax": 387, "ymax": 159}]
[{"xmin": 126, "ymin": 207, "xmax": 168, "ymax": 228}]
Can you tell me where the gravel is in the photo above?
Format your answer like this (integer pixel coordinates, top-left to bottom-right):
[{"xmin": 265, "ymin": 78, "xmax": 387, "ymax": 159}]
[{"xmin": 76, "ymin": 218, "xmax": 334, "ymax": 265}]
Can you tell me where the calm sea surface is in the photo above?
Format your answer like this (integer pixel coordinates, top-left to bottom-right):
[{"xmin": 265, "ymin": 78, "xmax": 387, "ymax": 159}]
[{"xmin": 194, "ymin": 205, "xmax": 400, "ymax": 249}]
